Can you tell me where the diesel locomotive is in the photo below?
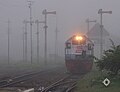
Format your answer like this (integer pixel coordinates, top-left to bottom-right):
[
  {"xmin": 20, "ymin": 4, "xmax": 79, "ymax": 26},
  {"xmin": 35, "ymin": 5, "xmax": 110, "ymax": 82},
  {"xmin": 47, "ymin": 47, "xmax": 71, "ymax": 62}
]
[{"xmin": 65, "ymin": 34, "xmax": 94, "ymax": 74}]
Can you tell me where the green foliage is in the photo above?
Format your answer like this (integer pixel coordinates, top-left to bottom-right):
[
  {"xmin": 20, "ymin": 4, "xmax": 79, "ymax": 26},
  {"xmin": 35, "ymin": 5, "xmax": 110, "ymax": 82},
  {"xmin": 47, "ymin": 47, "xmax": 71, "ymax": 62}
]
[{"xmin": 97, "ymin": 40, "xmax": 120, "ymax": 75}]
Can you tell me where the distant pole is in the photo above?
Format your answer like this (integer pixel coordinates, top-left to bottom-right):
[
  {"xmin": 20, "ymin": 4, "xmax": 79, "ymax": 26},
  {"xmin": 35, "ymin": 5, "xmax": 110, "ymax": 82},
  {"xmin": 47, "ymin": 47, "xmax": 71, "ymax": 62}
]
[
  {"xmin": 25, "ymin": 21, "xmax": 27, "ymax": 62},
  {"xmin": 44, "ymin": 9, "xmax": 47, "ymax": 65},
  {"xmin": 100, "ymin": 12, "xmax": 103, "ymax": 59},
  {"xmin": 98, "ymin": 9, "xmax": 112, "ymax": 59},
  {"xmin": 55, "ymin": 15, "xmax": 58, "ymax": 62},
  {"xmin": 86, "ymin": 18, "xmax": 96, "ymax": 32},
  {"xmin": 8, "ymin": 20, "xmax": 10, "ymax": 64},
  {"xmin": 42, "ymin": 9, "xmax": 56, "ymax": 65},
  {"xmin": 23, "ymin": 20, "xmax": 34, "ymax": 62},
  {"xmin": 28, "ymin": 1, "xmax": 33, "ymax": 64},
  {"xmin": 35, "ymin": 20, "xmax": 45, "ymax": 63},
  {"xmin": 23, "ymin": 20, "xmax": 28, "ymax": 62},
  {"xmin": 23, "ymin": 27, "xmax": 25, "ymax": 62},
  {"xmin": 36, "ymin": 20, "xmax": 39, "ymax": 63}
]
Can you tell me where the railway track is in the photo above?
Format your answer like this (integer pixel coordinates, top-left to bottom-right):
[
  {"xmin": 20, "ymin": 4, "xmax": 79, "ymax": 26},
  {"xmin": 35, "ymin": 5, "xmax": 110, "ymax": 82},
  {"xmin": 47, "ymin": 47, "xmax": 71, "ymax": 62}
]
[
  {"xmin": 0, "ymin": 71, "xmax": 45, "ymax": 88},
  {"xmin": 39, "ymin": 74, "xmax": 84, "ymax": 92},
  {"xmin": 0, "ymin": 66, "xmax": 62, "ymax": 88},
  {"xmin": 0, "ymin": 66, "xmax": 82, "ymax": 92}
]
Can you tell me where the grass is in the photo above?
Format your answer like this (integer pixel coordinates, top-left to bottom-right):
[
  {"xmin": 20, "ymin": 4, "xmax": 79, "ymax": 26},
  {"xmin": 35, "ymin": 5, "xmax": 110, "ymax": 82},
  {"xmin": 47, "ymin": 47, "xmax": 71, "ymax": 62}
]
[{"xmin": 76, "ymin": 70, "xmax": 120, "ymax": 92}]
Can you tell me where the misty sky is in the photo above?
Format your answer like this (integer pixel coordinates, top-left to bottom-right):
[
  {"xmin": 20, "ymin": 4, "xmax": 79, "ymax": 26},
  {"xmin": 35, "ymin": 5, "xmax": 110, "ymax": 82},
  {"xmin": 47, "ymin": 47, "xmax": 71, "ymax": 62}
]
[{"xmin": 0, "ymin": 0, "xmax": 119, "ymax": 61}]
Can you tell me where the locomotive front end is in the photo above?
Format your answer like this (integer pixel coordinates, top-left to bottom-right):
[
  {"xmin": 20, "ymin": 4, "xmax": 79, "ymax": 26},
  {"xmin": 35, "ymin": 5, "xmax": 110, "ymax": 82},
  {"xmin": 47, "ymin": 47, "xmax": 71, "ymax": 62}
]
[{"xmin": 65, "ymin": 34, "xmax": 94, "ymax": 74}]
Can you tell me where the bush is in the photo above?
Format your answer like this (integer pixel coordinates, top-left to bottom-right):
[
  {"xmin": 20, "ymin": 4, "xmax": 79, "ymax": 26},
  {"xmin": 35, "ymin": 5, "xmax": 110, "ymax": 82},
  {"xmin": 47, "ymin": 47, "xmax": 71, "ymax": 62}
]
[{"xmin": 97, "ymin": 40, "xmax": 120, "ymax": 75}]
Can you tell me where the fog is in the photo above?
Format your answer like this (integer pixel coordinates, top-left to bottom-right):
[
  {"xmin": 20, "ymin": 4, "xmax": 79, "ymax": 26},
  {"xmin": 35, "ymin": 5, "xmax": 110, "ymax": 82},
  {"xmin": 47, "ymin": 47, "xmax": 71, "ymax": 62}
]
[{"xmin": 0, "ymin": 0, "xmax": 120, "ymax": 62}]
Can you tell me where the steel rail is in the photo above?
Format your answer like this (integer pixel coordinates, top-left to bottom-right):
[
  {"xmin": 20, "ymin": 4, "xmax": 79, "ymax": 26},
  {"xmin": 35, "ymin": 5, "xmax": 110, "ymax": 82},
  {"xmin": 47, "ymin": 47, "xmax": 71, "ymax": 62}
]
[
  {"xmin": 41, "ymin": 75, "xmax": 71, "ymax": 92},
  {"xmin": 0, "ymin": 67, "xmax": 60, "ymax": 88}
]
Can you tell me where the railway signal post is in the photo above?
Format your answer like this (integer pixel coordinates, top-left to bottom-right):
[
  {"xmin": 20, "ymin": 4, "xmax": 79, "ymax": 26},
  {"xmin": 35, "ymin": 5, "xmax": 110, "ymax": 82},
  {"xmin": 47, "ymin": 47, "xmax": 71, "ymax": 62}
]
[
  {"xmin": 42, "ymin": 9, "xmax": 56, "ymax": 65},
  {"xmin": 98, "ymin": 9, "xmax": 112, "ymax": 59},
  {"xmin": 35, "ymin": 20, "xmax": 45, "ymax": 63}
]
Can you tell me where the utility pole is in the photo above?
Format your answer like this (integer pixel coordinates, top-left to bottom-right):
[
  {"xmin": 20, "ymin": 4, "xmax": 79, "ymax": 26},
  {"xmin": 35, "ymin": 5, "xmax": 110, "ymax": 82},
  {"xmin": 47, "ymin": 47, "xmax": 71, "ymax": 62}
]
[
  {"xmin": 23, "ymin": 27, "xmax": 25, "ymax": 62},
  {"xmin": 55, "ymin": 15, "xmax": 58, "ymax": 62},
  {"xmin": 23, "ymin": 20, "xmax": 34, "ymax": 63},
  {"xmin": 8, "ymin": 20, "xmax": 10, "ymax": 64},
  {"xmin": 42, "ymin": 9, "xmax": 56, "ymax": 65},
  {"xmin": 86, "ymin": 18, "xmax": 96, "ymax": 32},
  {"xmin": 35, "ymin": 20, "xmax": 45, "ymax": 63},
  {"xmin": 28, "ymin": 1, "xmax": 34, "ymax": 64},
  {"xmin": 23, "ymin": 20, "xmax": 28, "ymax": 62},
  {"xmin": 98, "ymin": 9, "xmax": 112, "ymax": 59}
]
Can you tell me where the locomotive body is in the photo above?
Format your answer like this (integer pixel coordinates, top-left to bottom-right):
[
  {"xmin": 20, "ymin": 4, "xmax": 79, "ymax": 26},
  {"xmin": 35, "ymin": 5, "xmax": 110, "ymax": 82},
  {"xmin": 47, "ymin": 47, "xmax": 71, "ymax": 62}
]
[{"xmin": 65, "ymin": 35, "xmax": 94, "ymax": 74}]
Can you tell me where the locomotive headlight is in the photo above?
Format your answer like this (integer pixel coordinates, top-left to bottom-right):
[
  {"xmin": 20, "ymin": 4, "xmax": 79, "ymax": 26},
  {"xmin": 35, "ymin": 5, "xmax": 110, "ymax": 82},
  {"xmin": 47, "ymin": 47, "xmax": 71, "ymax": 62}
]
[
  {"xmin": 75, "ymin": 36, "xmax": 83, "ymax": 41},
  {"xmin": 72, "ymin": 35, "xmax": 86, "ymax": 45}
]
